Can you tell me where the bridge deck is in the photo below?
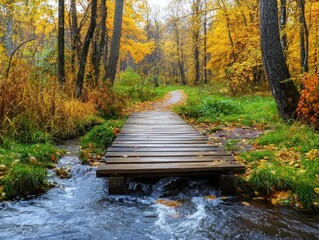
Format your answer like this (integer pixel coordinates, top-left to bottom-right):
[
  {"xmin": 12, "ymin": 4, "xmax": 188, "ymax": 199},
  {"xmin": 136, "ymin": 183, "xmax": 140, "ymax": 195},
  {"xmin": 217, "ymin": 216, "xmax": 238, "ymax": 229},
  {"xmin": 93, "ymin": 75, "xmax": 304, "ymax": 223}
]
[{"xmin": 96, "ymin": 112, "xmax": 245, "ymax": 184}]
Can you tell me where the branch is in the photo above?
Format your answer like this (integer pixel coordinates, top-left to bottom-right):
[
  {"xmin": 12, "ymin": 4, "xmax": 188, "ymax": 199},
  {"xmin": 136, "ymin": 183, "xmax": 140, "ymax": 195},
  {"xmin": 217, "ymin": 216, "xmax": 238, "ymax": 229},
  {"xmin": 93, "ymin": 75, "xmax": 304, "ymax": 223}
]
[{"xmin": 6, "ymin": 38, "xmax": 36, "ymax": 78}]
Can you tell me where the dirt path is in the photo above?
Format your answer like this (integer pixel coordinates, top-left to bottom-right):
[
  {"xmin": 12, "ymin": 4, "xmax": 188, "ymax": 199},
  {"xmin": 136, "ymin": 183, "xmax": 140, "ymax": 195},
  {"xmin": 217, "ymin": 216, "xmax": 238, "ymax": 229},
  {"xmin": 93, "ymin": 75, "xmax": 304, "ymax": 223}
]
[{"xmin": 125, "ymin": 90, "xmax": 187, "ymax": 114}]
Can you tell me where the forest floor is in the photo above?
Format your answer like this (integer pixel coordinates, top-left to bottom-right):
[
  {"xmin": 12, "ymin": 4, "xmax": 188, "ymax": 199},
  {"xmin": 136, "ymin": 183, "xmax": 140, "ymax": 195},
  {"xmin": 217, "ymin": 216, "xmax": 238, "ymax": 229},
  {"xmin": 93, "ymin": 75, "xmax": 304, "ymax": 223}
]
[{"xmin": 152, "ymin": 86, "xmax": 319, "ymax": 211}]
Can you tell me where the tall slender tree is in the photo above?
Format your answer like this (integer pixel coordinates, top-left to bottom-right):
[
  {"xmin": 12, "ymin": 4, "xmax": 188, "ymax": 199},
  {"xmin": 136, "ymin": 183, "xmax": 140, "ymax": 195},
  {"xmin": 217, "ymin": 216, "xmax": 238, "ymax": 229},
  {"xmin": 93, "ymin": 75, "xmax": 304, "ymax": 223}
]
[
  {"xmin": 192, "ymin": 0, "xmax": 200, "ymax": 85},
  {"xmin": 70, "ymin": 0, "xmax": 79, "ymax": 73},
  {"xmin": 259, "ymin": 0, "xmax": 300, "ymax": 120},
  {"xmin": 298, "ymin": 0, "xmax": 309, "ymax": 73},
  {"xmin": 105, "ymin": 0, "xmax": 124, "ymax": 85},
  {"xmin": 58, "ymin": 0, "xmax": 65, "ymax": 87},
  {"xmin": 280, "ymin": 0, "xmax": 288, "ymax": 59},
  {"xmin": 75, "ymin": 0, "xmax": 98, "ymax": 98}
]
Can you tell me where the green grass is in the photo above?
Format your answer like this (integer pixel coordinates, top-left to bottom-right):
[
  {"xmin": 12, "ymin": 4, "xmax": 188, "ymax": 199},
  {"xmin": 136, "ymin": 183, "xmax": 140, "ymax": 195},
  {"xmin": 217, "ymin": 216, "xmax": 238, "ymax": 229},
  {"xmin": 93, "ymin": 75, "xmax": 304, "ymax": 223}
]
[
  {"xmin": 79, "ymin": 119, "xmax": 126, "ymax": 163},
  {"xmin": 172, "ymin": 85, "xmax": 319, "ymax": 210},
  {"xmin": 0, "ymin": 136, "xmax": 62, "ymax": 200},
  {"xmin": 175, "ymin": 87, "xmax": 278, "ymax": 126},
  {"xmin": 257, "ymin": 123, "xmax": 319, "ymax": 152}
]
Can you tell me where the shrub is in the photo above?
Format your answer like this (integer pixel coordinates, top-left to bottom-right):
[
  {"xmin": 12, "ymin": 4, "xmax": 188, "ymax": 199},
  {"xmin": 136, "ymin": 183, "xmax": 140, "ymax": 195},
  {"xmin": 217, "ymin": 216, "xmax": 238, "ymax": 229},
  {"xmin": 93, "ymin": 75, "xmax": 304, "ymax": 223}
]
[
  {"xmin": 297, "ymin": 73, "xmax": 319, "ymax": 128},
  {"xmin": 0, "ymin": 76, "xmax": 98, "ymax": 141},
  {"xmin": 88, "ymin": 85, "xmax": 126, "ymax": 119},
  {"xmin": 225, "ymin": 50, "xmax": 266, "ymax": 96}
]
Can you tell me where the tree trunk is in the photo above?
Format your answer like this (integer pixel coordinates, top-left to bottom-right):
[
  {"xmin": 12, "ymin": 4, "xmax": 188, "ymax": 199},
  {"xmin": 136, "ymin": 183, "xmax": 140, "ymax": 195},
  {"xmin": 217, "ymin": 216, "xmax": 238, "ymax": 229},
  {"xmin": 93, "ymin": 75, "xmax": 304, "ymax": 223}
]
[
  {"xmin": 95, "ymin": 0, "xmax": 107, "ymax": 85},
  {"xmin": 192, "ymin": 0, "xmax": 200, "ymax": 85},
  {"xmin": 75, "ymin": 0, "xmax": 97, "ymax": 98},
  {"xmin": 280, "ymin": 0, "xmax": 287, "ymax": 59},
  {"xmin": 174, "ymin": 21, "xmax": 187, "ymax": 85},
  {"xmin": 6, "ymin": 16, "xmax": 13, "ymax": 55},
  {"xmin": 70, "ymin": 0, "xmax": 79, "ymax": 72},
  {"xmin": 58, "ymin": 0, "xmax": 66, "ymax": 87},
  {"xmin": 218, "ymin": 0, "xmax": 236, "ymax": 63},
  {"xmin": 154, "ymin": 19, "xmax": 160, "ymax": 87},
  {"xmin": 105, "ymin": 0, "xmax": 124, "ymax": 85},
  {"xmin": 259, "ymin": 0, "xmax": 300, "ymax": 120},
  {"xmin": 203, "ymin": 0, "xmax": 208, "ymax": 84},
  {"xmin": 91, "ymin": 22, "xmax": 100, "ymax": 86},
  {"xmin": 299, "ymin": 0, "xmax": 309, "ymax": 73}
]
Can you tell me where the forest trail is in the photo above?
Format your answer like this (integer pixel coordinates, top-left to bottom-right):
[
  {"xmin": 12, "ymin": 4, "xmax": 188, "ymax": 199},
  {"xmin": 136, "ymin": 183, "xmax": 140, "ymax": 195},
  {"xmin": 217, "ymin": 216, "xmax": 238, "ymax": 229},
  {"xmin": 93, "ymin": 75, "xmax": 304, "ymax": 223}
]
[{"xmin": 125, "ymin": 90, "xmax": 187, "ymax": 114}]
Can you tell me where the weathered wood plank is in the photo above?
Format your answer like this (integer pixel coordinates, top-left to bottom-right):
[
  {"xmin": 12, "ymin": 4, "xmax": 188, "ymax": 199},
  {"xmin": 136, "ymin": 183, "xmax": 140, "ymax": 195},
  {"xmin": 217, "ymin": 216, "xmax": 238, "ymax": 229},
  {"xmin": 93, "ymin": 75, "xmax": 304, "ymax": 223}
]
[
  {"xmin": 112, "ymin": 140, "xmax": 209, "ymax": 144},
  {"xmin": 97, "ymin": 162, "xmax": 245, "ymax": 176},
  {"xmin": 111, "ymin": 143, "xmax": 217, "ymax": 147},
  {"xmin": 104, "ymin": 156, "xmax": 235, "ymax": 163},
  {"xmin": 107, "ymin": 147, "xmax": 219, "ymax": 152},
  {"xmin": 105, "ymin": 151, "xmax": 229, "ymax": 157}
]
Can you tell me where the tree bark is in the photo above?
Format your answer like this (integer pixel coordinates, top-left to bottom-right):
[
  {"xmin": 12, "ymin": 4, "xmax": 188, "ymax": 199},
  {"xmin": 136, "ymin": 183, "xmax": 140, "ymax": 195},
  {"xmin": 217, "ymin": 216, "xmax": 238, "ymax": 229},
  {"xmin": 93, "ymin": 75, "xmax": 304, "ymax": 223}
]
[
  {"xmin": 259, "ymin": 0, "xmax": 300, "ymax": 120},
  {"xmin": 95, "ymin": 0, "xmax": 107, "ymax": 85},
  {"xmin": 299, "ymin": 0, "xmax": 309, "ymax": 73},
  {"xmin": 174, "ymin": 21, "xmax": 187, "ymax": 85},
  {"xmin": 75, "ymin": 0, "xmax": 97, "ymax": 98},
  {"xmin": 280, "ymin": 0, "xmax": 287, "ymax": 59},
  {"xmin": 105, "ymin": 0, "xmax": 124, "ymax": 85},
  {"xmin": 203, "ymin": 0, "xmax": 208, "ymax": 84},
  {"xmin": 58, "ymin": 0, "xmax": 66, "ymax": 87},
  {"xmin": 70, "ymin": 0, "xmax": 79, "ymax": 72},
  {"xmin": 192, "ymin": 0, "xmax": 200, "ymax": 85}
]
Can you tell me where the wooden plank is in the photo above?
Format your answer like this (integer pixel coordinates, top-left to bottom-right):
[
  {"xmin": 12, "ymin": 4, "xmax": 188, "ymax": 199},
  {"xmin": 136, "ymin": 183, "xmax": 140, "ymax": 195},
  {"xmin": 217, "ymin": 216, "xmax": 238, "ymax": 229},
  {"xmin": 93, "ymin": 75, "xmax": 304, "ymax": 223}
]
[
  {"xmin": 112, "ymin": 140, "xmax": 209, "ymax": 144},
  {"xmin": 107, "ymin": 147, "xmax": 219, "ymax": 152},
  {"xmin": 104, "ymin": 156, "xmax": 235, "ymax": 163},
  {"xmin": 115, "ymin": 137, "xmax": 209, "ymax": 141},
  {"xmin": 119, "ymin": 131, "xmax": 199, "ymax": 134},
  {"xmin": 125, "ymin": 121, "xmax": 185, "ymax": 125},
  {"xmin": 111, "ymin": 143, "xmax": 217, "ymax": 147},
  {"xmin": 116, "ymin": 135, "xmax": 207, "ymax": 138},
  {"xmin": 97, "ymin": 162, "xmax": 245, "ymax": 175},
  {"xmin": 105, "ymin": 151, "xmax": 229, "ymax": 157},
  {"xmin": 117, "ymin": 133, "xmax": 203, "ymax": 136}
]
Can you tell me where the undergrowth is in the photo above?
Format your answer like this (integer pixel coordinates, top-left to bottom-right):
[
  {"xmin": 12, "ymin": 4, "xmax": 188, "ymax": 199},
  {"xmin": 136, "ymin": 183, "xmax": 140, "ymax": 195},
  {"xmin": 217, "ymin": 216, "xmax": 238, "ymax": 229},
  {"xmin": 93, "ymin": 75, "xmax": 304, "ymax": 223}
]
[{"xmin": 176, "ymin": 86, "xmax": 319, "ymax": 210}]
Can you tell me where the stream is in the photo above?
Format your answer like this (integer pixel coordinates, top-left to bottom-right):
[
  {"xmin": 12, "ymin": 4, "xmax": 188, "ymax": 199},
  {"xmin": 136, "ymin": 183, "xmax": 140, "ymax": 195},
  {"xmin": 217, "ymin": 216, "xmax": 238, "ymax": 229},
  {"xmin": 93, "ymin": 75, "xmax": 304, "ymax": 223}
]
[
  {"xmin": 0, "ymin": 140, "xmax": 319, "ymax": 240},
  {"xmin": 1, "ymin": 90, "xmax": 319, "ymax": 240}
]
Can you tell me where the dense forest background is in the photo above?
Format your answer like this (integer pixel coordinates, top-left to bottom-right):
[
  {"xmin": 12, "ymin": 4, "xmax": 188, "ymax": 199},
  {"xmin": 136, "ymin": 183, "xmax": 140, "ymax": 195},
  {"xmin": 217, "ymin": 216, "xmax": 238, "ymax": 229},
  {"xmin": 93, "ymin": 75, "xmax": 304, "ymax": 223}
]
[{"xmin": 1, "ymin": 0, "xmax": 319, "ymax": 140}]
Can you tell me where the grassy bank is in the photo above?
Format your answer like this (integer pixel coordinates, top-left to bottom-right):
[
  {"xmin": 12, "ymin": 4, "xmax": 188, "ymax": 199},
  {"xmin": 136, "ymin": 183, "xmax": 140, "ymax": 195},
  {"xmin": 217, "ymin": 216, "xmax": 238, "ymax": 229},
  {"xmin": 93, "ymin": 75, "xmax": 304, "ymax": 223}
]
[
  {"xmin": 174, "ymin": 86, "xmax": 319, "ymax": 210},
  {"xmin": 0, "ymin": 68, "xmax": 166, "ymax": 201}
]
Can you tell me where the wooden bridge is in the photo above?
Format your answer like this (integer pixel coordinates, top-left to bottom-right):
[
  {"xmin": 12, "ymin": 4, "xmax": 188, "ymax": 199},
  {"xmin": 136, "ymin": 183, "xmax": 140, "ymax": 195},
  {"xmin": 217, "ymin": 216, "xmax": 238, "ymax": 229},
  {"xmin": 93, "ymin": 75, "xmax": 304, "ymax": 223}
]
[{"xmin": 96, "ymin": 112, "xmax": 245, "ymax": 194}]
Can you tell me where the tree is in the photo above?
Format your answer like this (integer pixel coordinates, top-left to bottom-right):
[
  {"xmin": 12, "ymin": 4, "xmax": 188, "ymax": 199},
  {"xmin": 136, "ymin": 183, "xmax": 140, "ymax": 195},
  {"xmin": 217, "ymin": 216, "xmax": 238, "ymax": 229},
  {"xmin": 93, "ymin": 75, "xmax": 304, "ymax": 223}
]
[
  {"xmin": 70, "ymin": 0, "xmax": 79, "ymax": 73},
  {"xmin": 191, "ymin": 0, "xmax": 201, "ymax": 85},
  {"xmin": 75, "ymin": 0, "xmax": 98, "ymax": 98},
  {"xmin": 298, "ymin": 0, "xmax": 309, "ymax": 73},
  {"xmin": 58, "ymin": 0, "xmax": 65, "ymax": 87},
  {"xmin": 105, "ymin": 0, "xmax": 125, "ymax": 85},
  {"xmin": 280, "ymin": 0, "xmax": 288, "ymax": 58},
  {"xmin": 259, "ymin": 0, "xmax": 300, "ymax": 120}
]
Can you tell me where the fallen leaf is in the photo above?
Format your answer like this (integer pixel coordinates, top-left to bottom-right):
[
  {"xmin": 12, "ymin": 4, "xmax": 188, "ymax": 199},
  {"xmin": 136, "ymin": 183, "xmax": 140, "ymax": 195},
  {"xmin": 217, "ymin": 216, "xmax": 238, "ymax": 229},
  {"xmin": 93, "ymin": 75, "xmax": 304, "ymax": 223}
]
[
  {"xmin": 242, "ymin": 202, "xmax": 250, "ymax": 206},
  {"xmin": 156, "ymin": 199, "xmax": 182, "ymax": 208},
  {"xmin": 314, "ymin": 188, "xmax": 319, "ymax": 195},
  {"xmin": 205, "ymin": 195, "xmax": 217, "ymax": 200}
]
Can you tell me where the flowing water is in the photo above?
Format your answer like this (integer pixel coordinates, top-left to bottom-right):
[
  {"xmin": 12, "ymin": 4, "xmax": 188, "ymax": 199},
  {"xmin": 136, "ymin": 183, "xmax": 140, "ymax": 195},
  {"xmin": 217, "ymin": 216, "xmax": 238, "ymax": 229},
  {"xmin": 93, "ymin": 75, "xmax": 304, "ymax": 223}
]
[
  {"xmin": 0, "ymin": 140, "xmax": 319, "ymax": 240},
  {"xmin": 1, "ymin": 91, "xmax": 319, "ymax": 240}
]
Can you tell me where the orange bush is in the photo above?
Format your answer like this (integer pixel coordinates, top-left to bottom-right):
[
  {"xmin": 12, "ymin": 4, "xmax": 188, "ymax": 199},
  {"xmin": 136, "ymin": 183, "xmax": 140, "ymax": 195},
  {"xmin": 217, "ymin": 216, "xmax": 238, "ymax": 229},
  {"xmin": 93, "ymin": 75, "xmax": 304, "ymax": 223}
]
[{"xmin": 297, "ymin": 74, "xmax": 319, "ymax": 128}]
